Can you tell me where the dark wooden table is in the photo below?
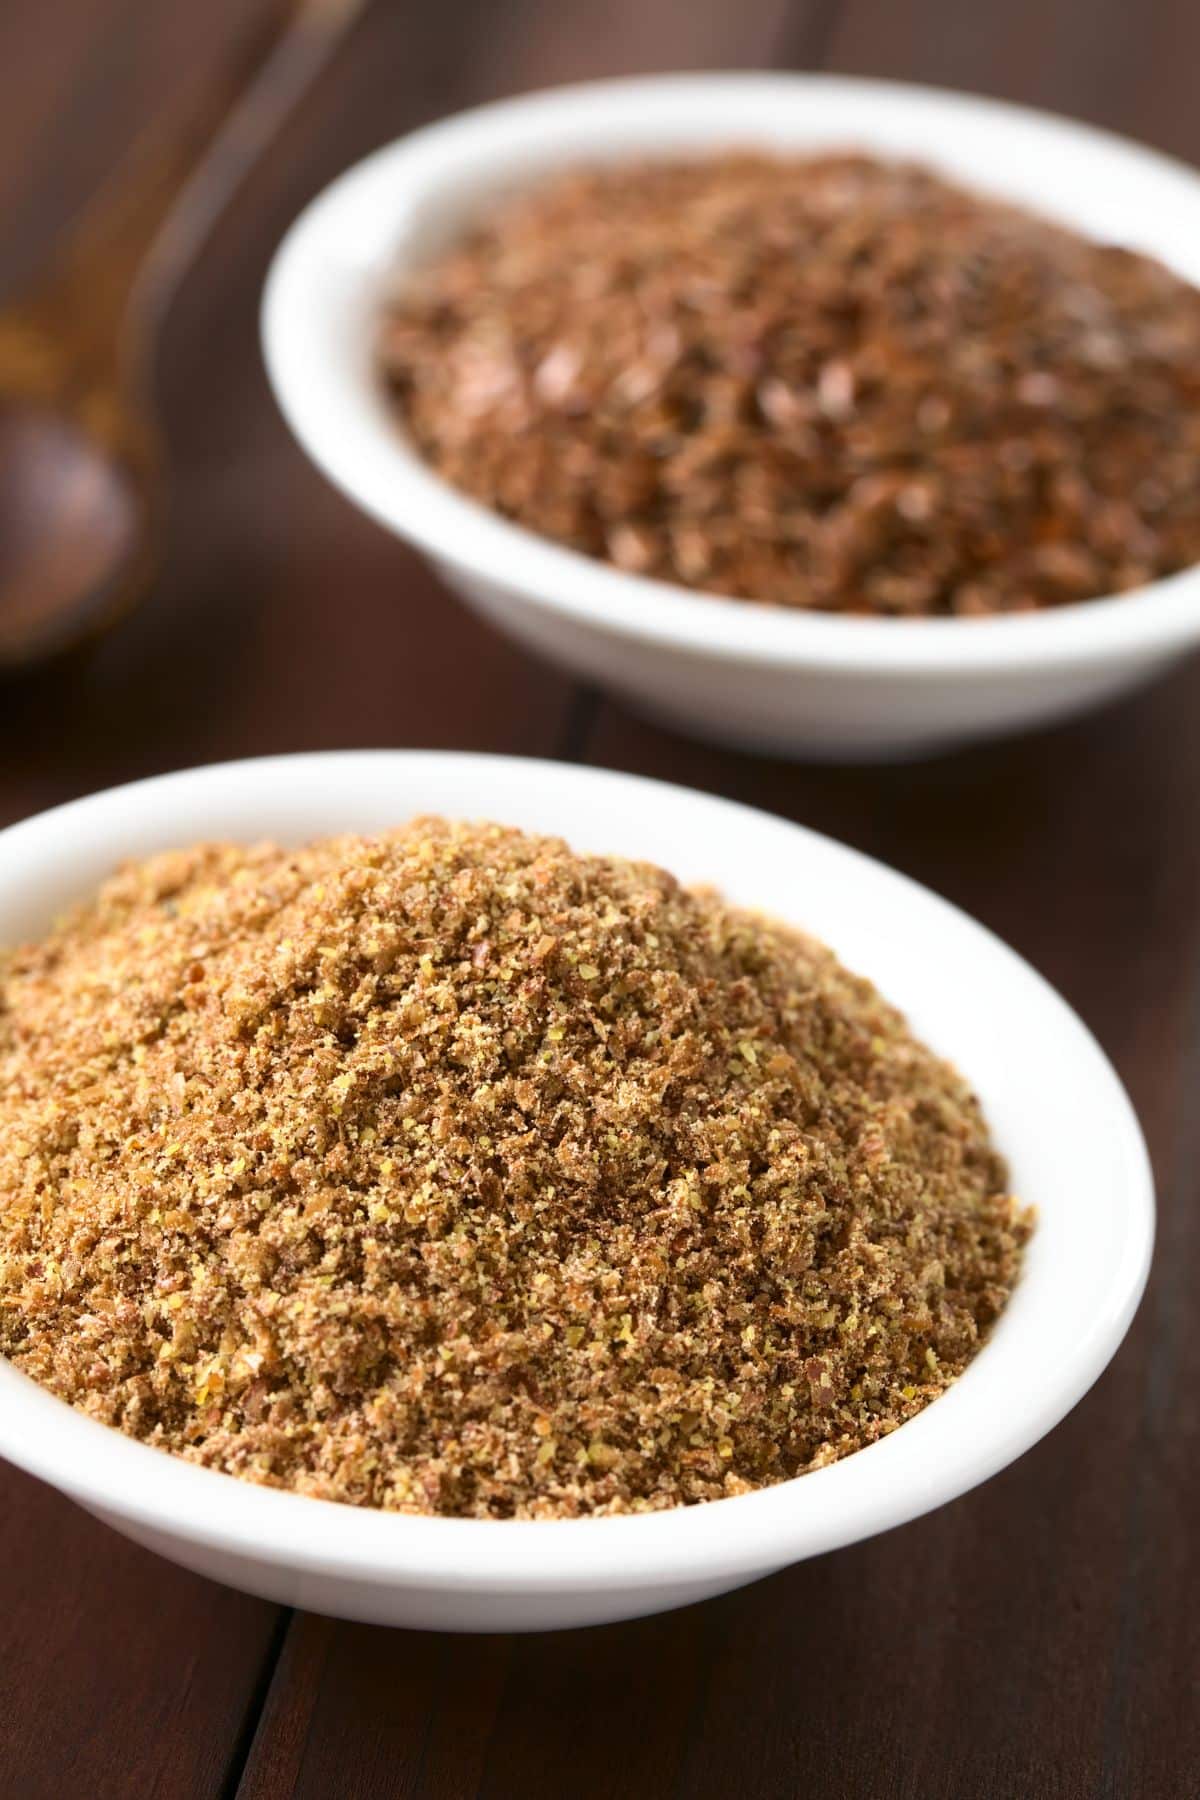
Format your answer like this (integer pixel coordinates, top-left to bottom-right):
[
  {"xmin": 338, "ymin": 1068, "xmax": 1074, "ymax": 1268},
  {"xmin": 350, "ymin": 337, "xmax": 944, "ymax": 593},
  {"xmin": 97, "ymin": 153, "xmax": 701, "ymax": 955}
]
[{"xmin": 2, "ymin": 3, "xmax": 1198, "ymax": 1794}]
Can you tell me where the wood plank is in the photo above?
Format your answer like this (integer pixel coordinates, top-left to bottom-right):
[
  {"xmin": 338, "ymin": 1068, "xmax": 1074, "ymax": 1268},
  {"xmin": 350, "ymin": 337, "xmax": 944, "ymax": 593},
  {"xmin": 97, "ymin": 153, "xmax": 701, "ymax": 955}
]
[
  {"xmin": 0, "ymin": 1, "xmax": 579, "ymax": 1795},
  {"xmin": 0, "ymin": 0, "xmax": 578, "ymax": 833},
  {"xmin": 242, "ymin": 1606, "xmax": 714, "ymax": 1799},
  {"xmin": 237, "ymin": 0, "xmax": 1200, "ymax": 1788},
  {"xmin": 0, "ymin": 1463, "xmax": 282, "ymax": 1800},
  {"xmin": 0, "ymin": 0, "xmax": 274, "ymax": 284},
  {"xmin": 8, "ymin": 0, "xmax": 1198, "ymax": 1794},
  {"xmin": 231, "ymin": 1, "xmax": 841, "ymax": 1793},
  {"xmin": 0, "ymin": 9, "xmax": 299, "ymax": 1796},
  {"xmin": 827, "ymin": 0, "xmax": 1200, "ymax": 159},
  {"xmin": 576, "ymin": 2, "xmax": 1200, "ymax": 1793},
  {"xmin": 587, "ymin": 673, "xmax": 1200, "ymax": 1797}
]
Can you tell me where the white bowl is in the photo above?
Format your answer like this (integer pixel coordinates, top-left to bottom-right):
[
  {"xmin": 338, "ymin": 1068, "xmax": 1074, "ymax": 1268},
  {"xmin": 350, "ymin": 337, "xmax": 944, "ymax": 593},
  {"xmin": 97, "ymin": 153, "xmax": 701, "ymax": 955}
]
[
  {"xmin": 262, "ymin": 74, "xmax": 1200, "ymax": 761},
  {"xmin": 0, "ymin": 752, "xmax": 1152, "ymax": 1631}
]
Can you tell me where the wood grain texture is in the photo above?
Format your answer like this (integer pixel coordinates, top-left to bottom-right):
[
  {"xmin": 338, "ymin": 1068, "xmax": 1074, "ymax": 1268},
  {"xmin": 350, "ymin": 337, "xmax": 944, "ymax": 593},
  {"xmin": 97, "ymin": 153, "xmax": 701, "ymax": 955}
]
[
  {"xmin": 0, "ymin": 1462, "xmax": 281, "ymax": 1800},
  {"xmin": 4, "ymin": 1, "xmax": 1200, "ymax": 1796},
  {"xmin": 584, "ymin": 678, "xmax": 1200, "ymax": 1800},
  {"xmin": 577, "ymin": 5, "xmax": 1200, "ymax": 1794},
  {"xmin": 0, "ymin": 2, "xmax": 572, "ymax": 1795}
]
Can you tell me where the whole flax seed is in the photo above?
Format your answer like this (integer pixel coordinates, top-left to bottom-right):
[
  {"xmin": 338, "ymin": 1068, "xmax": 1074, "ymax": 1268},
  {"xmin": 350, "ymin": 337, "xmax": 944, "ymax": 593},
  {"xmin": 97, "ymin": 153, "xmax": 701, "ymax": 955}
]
[
  {"xmin": 0, "ymin": 821, "xmax": 1029, "ymax": 1517},
  {"xmin": 378, "ymin": 152, "xmax": 1200, "ymax": 617}
]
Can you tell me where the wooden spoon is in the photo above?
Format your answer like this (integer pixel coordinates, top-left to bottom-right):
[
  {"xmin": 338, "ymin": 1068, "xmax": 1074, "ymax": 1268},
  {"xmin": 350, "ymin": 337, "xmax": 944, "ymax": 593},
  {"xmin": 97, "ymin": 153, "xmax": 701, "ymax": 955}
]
[{"xmin": 0, "ymin": 0, "xmax": 366, "ymax": 670}]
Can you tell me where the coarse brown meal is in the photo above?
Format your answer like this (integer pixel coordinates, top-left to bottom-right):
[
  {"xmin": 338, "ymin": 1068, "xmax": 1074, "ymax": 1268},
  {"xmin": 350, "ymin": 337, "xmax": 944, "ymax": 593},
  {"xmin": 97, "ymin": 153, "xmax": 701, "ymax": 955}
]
[
  {"xmin": 0, "ymin": 820, "xmax": 1031, "ymax": 1518},
  {"xmin": 378, "ymin": 151, "xmax": 1200, "ymax": 617}
]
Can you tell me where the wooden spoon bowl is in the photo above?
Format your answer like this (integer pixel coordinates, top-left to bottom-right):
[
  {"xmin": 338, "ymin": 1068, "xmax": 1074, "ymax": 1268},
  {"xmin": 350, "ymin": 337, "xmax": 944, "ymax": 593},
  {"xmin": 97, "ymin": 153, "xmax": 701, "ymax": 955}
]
[{"xmin": 0, "ymin": 0, "xmax": 365, "ymax": 672}]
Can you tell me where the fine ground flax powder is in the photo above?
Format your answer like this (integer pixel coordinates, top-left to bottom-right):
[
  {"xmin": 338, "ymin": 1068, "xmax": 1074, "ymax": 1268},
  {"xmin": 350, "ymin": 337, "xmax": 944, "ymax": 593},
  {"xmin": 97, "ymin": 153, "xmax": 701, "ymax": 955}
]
[{"xmin": 0, "ymin": 821, "xmax": 1030, "ymax": 1517}]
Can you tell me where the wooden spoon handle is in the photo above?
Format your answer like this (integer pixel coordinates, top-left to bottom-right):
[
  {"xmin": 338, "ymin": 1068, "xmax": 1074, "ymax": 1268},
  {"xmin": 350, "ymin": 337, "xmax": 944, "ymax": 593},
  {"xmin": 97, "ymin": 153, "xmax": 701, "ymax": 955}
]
[{"xmin": 20, "ymin": 0, "xmax": 369, "ymax": 395}]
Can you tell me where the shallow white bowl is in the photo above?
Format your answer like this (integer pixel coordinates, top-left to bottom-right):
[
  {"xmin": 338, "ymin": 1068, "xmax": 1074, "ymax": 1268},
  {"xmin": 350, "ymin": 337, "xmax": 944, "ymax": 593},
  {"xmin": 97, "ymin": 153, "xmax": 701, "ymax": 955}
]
[
  {"xmin": 262, "ymin": 74, "xmax": 1200, "ymax": 761},
  {"xmin": 0, "ymin": 753, "xmax": 1152, "ymax": 1630}
]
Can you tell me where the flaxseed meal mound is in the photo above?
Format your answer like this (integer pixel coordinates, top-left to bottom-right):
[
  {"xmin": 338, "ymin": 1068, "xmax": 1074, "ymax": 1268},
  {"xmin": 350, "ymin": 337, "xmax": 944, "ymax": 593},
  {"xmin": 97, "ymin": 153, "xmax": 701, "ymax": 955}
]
[
  {"xmin": 0, "ymin": 822, "xmax": 1029, "ymax": 1517},
  {"xmin": 379, "ymin": 152, "xmax": 1200, "ymax": 616}
]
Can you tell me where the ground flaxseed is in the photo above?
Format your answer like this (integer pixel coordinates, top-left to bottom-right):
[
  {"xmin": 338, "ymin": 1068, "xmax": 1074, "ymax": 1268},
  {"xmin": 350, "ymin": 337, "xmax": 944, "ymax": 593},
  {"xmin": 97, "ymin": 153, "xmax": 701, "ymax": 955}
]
[
  {"xmin": 0, "ymin": 821, "xmax": 1029, "ymax": 1517},
  {"xmin": 378, "ymin": 152, "xmax": 1200, "ymax": 616}
]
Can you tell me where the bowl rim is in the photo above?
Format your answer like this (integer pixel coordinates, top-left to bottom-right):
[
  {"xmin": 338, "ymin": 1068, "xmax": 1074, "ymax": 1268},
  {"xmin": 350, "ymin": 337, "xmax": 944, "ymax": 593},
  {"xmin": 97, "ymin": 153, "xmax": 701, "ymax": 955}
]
[
  {"xmin": 262, "ymin": 70, "xmax": 1200, "ymax": 677},
  {"xmin": 0, "ymin": 750, "xmax": 1154, "ymax": 1593}
]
